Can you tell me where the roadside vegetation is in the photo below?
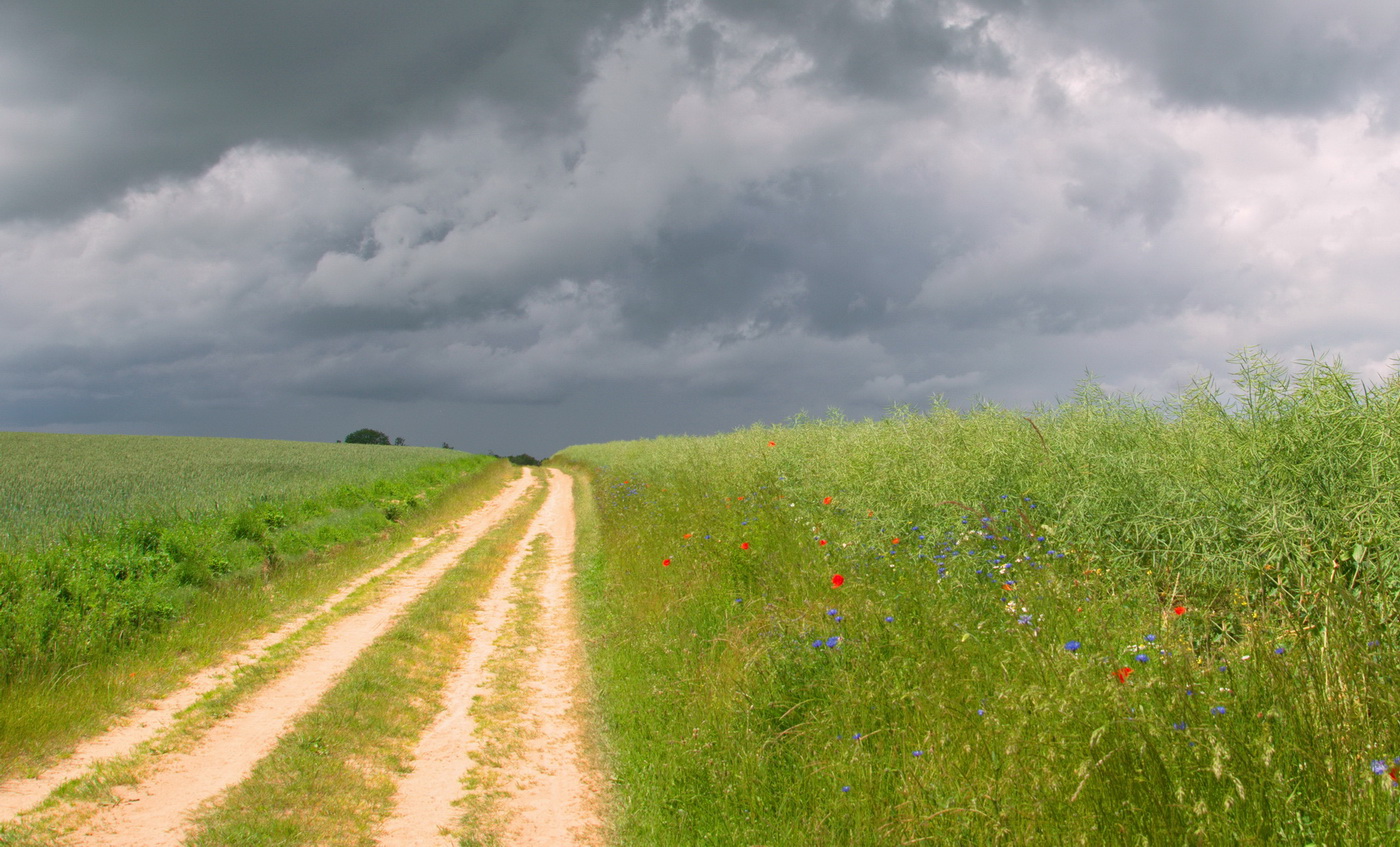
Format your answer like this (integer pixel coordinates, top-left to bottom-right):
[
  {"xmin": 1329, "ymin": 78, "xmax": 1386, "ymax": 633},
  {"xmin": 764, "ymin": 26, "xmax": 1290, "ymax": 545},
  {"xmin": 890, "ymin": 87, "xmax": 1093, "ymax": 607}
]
[
  {"xmin": 560, "ymin": 349, "xmax": 1400, "ymax": 845},
  {"xmin": 0, "ymin": 433, "xmax": 498, "ymax": 780}
]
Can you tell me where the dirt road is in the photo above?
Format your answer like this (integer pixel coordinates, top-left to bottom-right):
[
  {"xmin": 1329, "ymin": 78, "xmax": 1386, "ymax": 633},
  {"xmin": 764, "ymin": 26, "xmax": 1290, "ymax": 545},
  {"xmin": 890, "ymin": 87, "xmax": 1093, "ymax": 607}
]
[
  {"xmin": 0, "ymin": 466, "xmax": 605, "ymax": 846},
  {"xmin": 378, "ymin": 466, "xmax": 604, "ymax": 846}
]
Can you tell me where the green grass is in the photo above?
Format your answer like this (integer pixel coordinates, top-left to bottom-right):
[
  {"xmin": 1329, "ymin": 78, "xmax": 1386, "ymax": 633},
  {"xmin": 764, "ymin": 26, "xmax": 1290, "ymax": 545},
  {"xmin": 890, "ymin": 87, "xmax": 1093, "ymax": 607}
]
[
  {"xmin": 0, "ymin": 434, "xmax": 491, "ymax": 684},
  {"xmin": 559, "ymin": 349, "xmax": 1400, "ymax": 845},
  {"xmin": 0, "ymin": 433, "xmax": 469, "ymax": 551},
  {"xmin": 0, "ymin": 452, "xmax": 507, "ymax": 785}
]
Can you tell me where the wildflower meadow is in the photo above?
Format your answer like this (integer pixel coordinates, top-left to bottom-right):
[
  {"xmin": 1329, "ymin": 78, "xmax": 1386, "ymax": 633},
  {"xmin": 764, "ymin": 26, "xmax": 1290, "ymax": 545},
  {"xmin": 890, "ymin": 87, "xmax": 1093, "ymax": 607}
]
[{"xmin": 560, "ymin": 349, "xmax": 1400, "ymax": 845}]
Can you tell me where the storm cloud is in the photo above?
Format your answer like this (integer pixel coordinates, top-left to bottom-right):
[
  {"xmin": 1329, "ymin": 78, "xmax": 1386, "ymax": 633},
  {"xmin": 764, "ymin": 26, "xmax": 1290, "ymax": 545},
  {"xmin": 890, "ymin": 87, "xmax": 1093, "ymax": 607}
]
[{"xmin": 2, "ymin": 0, "xmax": 1399, "ymax": 455}]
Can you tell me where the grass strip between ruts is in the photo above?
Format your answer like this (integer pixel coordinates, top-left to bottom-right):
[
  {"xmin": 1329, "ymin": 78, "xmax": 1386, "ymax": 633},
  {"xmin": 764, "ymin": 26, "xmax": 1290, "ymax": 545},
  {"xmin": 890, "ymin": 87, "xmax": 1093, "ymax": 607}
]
[{"xmin": 448, "ymin": 534, "xmax": 549, "ymax": 846}]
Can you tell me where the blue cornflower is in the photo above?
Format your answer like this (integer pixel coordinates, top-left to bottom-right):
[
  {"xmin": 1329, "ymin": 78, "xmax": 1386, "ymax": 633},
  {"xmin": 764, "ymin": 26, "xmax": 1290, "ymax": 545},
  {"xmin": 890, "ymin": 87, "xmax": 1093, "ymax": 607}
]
[
  {"xmin": 1373, "ymin": 760, "xmax": 1389, "ymax": 775},
  {"xmin": 1135, "ymin": 653, "xmax": 1149, "ymax": 663},
  {"xmin": 842, "ymin": 786, "xmax": 851, "ymax": 793},
  {"xmin": 1065, "ymin": 640, "xmax": 1081, "ymax": 652},
  {"xmin": 835, "ymin": 616, "xmax": 844, "ymax": 623},
  {"xmin": 812, "ymin": 640, "xmax": 823, "ymax": 648},
  {"xmin": 912, "ymin": 750, "xmax": 923, "ymax": 757},
  {"xmin": 1274, "ymin": 646, "xmax": 1285, "ymax": 655},
  {"xmin": 826, "ymin": 636, "xmax": 840, "ymax": 648},
  {"xmin": 827, "ymin": 609, "xmax": 838, "ymax": 616},
  {"xmin": 1210, "ymin": 706, "xmax": 1227, "ymax": 716},
  {"xmin": 1145, "ymin": 634, "xmax": 1156, "ymax": 643},
  {"xmin": 885, "ymin": 616, "xmax": 894, "ymax": 622},
  {"xmin": 977, "ymin": 709, "xmax": 985, "ymax": 716},
  {"xmin": 853, "ymin": 732, "xmax": 862, "ymax": 740},
  {"xmin": 1172, "ymin": 722, "xmax": 1187, "ymax": 731},
  {"xmin": 734, "ymin": 598, "xmax": 743, "ymax": 603},
  {"xmin": 1017, "ymin": 614, "xmax": 1033, "ymax": 625}
]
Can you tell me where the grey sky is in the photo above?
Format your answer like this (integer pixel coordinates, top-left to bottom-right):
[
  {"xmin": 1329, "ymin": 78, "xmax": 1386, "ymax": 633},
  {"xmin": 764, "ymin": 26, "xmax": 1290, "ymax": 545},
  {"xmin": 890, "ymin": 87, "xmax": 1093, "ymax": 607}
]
[{"xmin": 2, "ymin": 0, "xmax": 1399, "ymax": 456}]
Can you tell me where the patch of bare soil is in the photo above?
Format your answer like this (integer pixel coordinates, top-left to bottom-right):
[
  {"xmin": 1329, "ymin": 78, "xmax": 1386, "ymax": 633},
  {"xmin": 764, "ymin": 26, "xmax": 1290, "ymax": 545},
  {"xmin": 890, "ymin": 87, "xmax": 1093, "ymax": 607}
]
[{"xmin": 5, "ymin": 471, "xmax": 535, "ymax": 846}]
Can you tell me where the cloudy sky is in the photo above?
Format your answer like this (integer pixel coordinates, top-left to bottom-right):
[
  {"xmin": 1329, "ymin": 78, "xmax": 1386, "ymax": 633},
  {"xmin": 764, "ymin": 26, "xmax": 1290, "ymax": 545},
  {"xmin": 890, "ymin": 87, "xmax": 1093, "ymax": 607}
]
[{"xmin": 2, "ymin": 1, "xmax": 1399, "ymax": 456}]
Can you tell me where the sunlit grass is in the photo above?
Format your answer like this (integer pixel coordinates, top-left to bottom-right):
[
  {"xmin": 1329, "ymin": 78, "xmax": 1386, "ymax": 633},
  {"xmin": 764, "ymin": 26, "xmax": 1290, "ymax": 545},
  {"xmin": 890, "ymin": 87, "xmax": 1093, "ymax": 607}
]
[{"xmin": 560, "ymin": 349, "xmax": 1400, "ymax": 845}]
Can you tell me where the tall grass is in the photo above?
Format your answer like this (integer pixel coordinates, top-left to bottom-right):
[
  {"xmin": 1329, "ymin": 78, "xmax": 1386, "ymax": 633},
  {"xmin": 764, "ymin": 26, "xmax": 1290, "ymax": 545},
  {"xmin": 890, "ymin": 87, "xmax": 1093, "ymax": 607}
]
[{"xmin": 560, "ymin": 349, "xmax": 1400, "ymax": 845}]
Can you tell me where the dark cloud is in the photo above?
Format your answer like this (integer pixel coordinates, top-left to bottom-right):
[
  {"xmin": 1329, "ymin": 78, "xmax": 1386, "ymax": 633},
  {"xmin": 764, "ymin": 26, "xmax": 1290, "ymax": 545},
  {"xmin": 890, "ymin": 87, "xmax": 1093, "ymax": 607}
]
[
  {"xmin": 0, "ymin": 0, "xmax": 648, "ymax": 221},
  {"xmin": 703, "ymin": 0, "xmax": 1009, "ymax": 97},
  {"xmin": 620, "ymin": 165, "xmax": 952, "ymax": 340},
  {"xmin": 977, "ymin": 0, "xmax": 1400, "ymax": 117},
  {"xmin": 1136, "ymin": 1, "xmax": 1398, "ymax": 115}
]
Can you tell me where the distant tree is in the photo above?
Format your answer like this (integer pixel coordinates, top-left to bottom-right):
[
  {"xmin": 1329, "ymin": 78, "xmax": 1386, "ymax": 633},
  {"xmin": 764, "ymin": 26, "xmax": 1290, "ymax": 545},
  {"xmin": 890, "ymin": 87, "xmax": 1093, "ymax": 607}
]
[
  {"xmin": 393, "ymin": 436, "xmax": 406, "ymax": 446},
  {"xmin": 442, "ymin": 442, "xmax": 453, "ymax": 450},
  {"xmin": 507, "ymin": 453, "xmax": 541, "ymax": 466},
  {"xmin": 344, "ymin": 428, "xmax": 391, "ymax": 445}
]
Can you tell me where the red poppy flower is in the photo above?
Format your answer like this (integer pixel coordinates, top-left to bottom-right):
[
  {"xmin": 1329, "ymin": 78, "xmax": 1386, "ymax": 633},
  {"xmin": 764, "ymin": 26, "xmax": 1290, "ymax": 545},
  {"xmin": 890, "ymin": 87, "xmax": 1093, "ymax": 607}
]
[
  {"xmin": 832, "ymin": 574, "xmax": 844, "ymax": 587},
  {"xmin": 768, "ymin": 441, "xmax": 776, "ymax": 446},
  {"xmin": 819, "ymin": 539, "xmax": 828, "ymax": 546},
  {"xmin": 1173, "ymin": 605, "xmax": 1186, "ymax": 616},
  {"xmin": 662, "ymin": 558, "xmax": 671, "ymax": 567},
  {"xmin": 892, "ymin": 537, "xmax": 900, "ymax": 545},
  {"xmin": 683, "ymin": 533, "xmax": 692, "ymax": 539},
  {"xmin": 740, "ymin": 542, "xmax": 750, "ymax": 550},
  {"xmin": 823, "ymin": 496, "xmax": 833, "ymax": 505},
  {"xmin": 1115, "ymin": 667, "xmax": 1133, "ymax": 683}
]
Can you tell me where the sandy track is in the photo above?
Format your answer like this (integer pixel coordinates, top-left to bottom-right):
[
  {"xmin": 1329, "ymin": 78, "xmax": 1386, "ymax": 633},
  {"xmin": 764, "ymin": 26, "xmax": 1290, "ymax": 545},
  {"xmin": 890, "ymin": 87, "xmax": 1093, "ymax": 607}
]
[
  {"xmin": 377, "ymin": 467, "xmax": 604, "ymax": 847},
  {"xmin": 30, "ymin": 470, "xmax": 537, "ymax": 847},
  {"xmin": 495, "ymin": 468, "xmax": 605, "ymax": 847}
]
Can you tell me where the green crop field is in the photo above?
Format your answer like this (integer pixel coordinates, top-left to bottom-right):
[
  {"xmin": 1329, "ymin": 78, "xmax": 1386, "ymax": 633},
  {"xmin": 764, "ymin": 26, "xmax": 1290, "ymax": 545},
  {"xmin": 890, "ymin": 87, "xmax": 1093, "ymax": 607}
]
[
  {"xmin": 0, "ymin": 432, "xmax": 475, "ymax": 552},
  {"xmin": 0, "ymin": 432, "xmax": 493, "ymax": 683},
  {"xmin": 561, "ymin": 350, "xmax": 1400, "ymax": 845}
]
